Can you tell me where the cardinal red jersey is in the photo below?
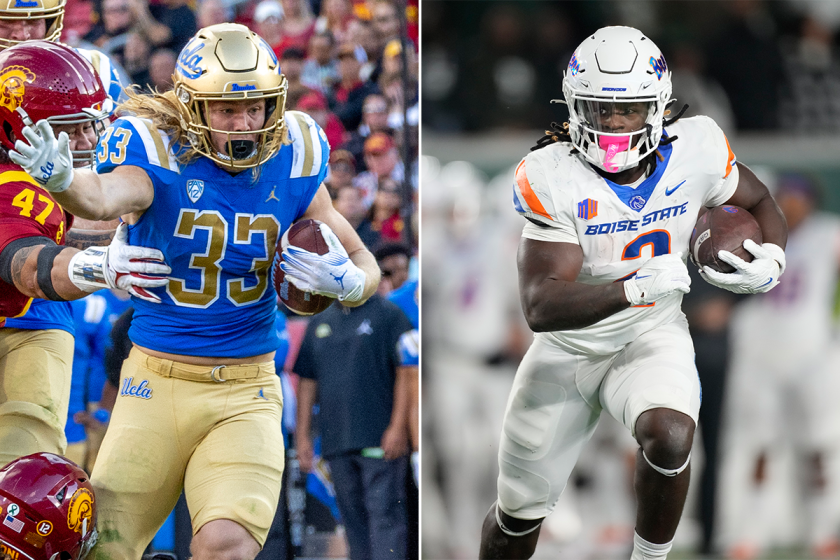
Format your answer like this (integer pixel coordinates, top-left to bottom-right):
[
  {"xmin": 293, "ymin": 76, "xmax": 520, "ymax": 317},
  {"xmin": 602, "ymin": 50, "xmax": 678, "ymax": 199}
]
[{"xmin": 0, "ymin": 162, "xmax": 72, "ymax": 323}]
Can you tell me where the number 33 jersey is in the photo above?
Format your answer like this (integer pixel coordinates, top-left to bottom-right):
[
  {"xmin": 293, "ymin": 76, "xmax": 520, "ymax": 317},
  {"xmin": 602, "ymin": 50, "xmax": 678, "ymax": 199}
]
[
  {"xmin": 96, "ymin": 111, "xmax": 329, "ymax": 358},
  {"xmin": 513, "ymin": 116, "xmax": 739, "ymax": 355}
]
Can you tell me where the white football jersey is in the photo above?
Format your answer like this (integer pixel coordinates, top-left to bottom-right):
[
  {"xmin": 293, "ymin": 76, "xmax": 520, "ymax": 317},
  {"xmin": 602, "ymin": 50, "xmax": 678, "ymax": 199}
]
[{"xmin": 513, "ymin": 116, "xmax": 739, "ymax": 354}]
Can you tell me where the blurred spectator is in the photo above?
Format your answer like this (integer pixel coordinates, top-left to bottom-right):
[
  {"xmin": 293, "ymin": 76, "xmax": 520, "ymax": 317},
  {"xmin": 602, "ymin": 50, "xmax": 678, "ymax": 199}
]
[
  {"xmin": 87, "ymin": 0, "xmax": 134, "ymax": 62},
  {"xmin": 62, "ymin": 0, "xmax": 97, "ymax": 45},
  {"xmin": 146, "ymin": 0, "xmax": 198, "ymax": 53},
  {"xmin": 253, "ymin": 0, "xmax": 285, "ymax": 53},
  {"xmin": 279, "ymin": 0, "xmax": 315, "ymax": 50},
  {"xmin": 296, "ymin": 91, "xmax": 346, "ymax": 151},
  {"xmin": 295, "ymin": 293, "xmax": 413, "ymax": 560},
  {"xmin": 325, "ymin": 149, "xmax": 357, "ymax": 192},
  {"xmin": 123, "ymin": 32, "xmax": 152, "ymax": 90},
  {"xmin": 371, "ymin": 0, "xmax": 400, "ymax": 52},
  {"xmin": 670, "ymin": 43, "xmax": 736, "ymax": 135},
  {"xmin": 314, "ymin": 0, "xmax": 354, "ymax": 44},
  {"xmin": 346, "ymin": 18, "xmax": 378, "ymax": 81},
  {"xmin": 301, "ymin": 30, "xmax": 340, "ymax": 93},
  {"xmin": 280, "ymin": 46, "xmax": 314, "ymax": 108},
  {"xmin": 373, "ymin": 242, "xmax": 411, "ymax": 294},
  {"xmin": 355, "ymin": 177, "xmax": 404, "ymax": 248},
  {"xmin": 329, "ymin": 42, "xmax": 378, "ymax": 131},
  {"xmin": 196, "ymin": 0, "xmax": 231, "ymax": 29},
  {"xmin": 353, "ymin": 132, "xmax": 403, "ymax": 209},
  {"xmin": 148, "ymin": 48, "xmax": 177, "ymax": 91},
  {"xmin": 332, "ymin": 185, "xmax": 368, "ymax": 233},
  {"xmin": 344, "ymin": 93, "xmax": 391, "ymax": 172},
  {"xmin": 379, "ymin": 39, "xmax": 418, "ymax": 132}
]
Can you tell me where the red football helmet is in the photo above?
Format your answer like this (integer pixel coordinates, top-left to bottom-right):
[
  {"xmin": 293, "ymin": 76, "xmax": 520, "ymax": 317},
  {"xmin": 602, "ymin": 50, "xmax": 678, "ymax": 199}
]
[
  {"xmin": 0, "ymin": 40, "xmax": 110, "ymax": 167},
  {"xmin": 0, "ymin": 453, "xmax": 97, "ymax": 560}
]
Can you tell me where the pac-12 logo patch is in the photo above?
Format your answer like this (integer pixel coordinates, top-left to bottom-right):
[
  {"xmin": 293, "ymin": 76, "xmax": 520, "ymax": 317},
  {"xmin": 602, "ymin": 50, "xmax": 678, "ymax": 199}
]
[{"xmin": 186, "ymin": 179, "xmax": 204, "ymax": 203}]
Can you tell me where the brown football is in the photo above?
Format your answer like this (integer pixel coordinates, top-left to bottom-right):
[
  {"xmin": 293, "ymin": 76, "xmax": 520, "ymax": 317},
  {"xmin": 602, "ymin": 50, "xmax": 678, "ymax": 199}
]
[
  {"xmin": 690, "ymin": 205, "xmax": 762, "ymax": 273},
  {"xmin": 274, "ymin": 219, "xmax": 336, "ymax": 316}
]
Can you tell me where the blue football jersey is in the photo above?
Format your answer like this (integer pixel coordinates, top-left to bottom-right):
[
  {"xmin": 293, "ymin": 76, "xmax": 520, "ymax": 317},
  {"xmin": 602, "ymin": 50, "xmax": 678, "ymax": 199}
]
[
  {"xmin": 389, "ymin": 280, "xmax": 418, "ymax": 366},
  {"xmin": 96, "ymin": 111, "xmax": 329, "ymax": 357}
]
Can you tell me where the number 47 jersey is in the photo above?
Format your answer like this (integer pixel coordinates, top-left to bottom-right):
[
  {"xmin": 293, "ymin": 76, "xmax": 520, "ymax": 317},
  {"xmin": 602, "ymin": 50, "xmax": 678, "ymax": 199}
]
[
  {"xmin": 96, "ymin": 111, "xmax": 329, "ymax": 358},
  {"xmin": 513, "ymin": 116, "xmax": 739, "ymax": 355}
]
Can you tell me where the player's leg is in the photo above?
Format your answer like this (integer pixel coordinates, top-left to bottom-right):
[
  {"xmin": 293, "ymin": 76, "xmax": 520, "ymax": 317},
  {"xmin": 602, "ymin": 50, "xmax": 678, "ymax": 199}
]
[
  {"xmin": 360, "ymin": 454, "xmax": 409, "ymax": 560},
  {"xmin": 185, "ymin": 371, "xmax": 285, "ymax": 560},
  {"xmin": 600, "ymin": 318, "xmax": 700, "ymax": 560},
  {"xmin": 89, "ymin": 350, "xmax": 190, "ymax": 560},
  {"xmin": 479, "ymin": 339, "xmax": 608, "ymax": 559},
  {"xmin": 329, "ymin": 454, "xmax": 374, "ymax": 560},
  {"xmin": 0, "ymin": 328, "xmax": 72, "ymax": 466}
]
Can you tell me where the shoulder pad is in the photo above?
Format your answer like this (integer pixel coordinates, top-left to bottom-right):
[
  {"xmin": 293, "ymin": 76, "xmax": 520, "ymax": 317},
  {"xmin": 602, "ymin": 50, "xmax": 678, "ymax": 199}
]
[
  {"xmin": 96, "ymin": 116, "xmax": 179, "ymax": 174},
  {"xmin": 669, "ymin": 115, "xmax": 737, "ymax": 179},
  {"xmin": 285, "ymin": 110, "xmax": 329, "ymax": 180},
  {"xmin": 512, "ymin": 144, "xmax": 577, "ymax": 225}
]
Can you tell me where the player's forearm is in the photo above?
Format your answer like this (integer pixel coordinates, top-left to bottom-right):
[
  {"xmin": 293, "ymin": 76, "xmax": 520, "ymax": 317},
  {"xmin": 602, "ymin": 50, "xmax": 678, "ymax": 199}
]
[
  {"xmin": 749, "ymin": 192, "xmax": 788, "ymax": 250},
  {"xmin": 343, "ymin": 247, "xmax": 381, "ymax": 307},
  {"xmin": 9, "ymin": 245, "xmax": 90, "ymax": 301},
  {"xmin": 390, "ymin": 365, "xmax": 412, "ymax": 434},
  {"xmin": 65, "ymin": 218, "xmax": 119, "ymax": 250},
  {"xmin": 520, "ymin": 279, "xmax": 630, "ymax": 332},
  {"xmin": 295, "ymin": 378, "xmax": 318, "ymax": 439},
  {"xmin": 52, "ymin": 170, "xmax": 128, "ymax": 221}
]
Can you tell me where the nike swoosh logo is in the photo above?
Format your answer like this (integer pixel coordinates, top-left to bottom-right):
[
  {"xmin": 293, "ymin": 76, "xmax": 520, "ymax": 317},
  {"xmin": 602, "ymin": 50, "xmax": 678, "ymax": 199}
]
[
  {"xmin": 759, "ymin": 278, "xmax": 773, "ymax": 287},
  {"xmin": 665, "ymin": 180, "xmax": 686, "ymax": 196},
  {"xmin": 635, "ymin": 274, "xmax": 651, "ymax": 280}
]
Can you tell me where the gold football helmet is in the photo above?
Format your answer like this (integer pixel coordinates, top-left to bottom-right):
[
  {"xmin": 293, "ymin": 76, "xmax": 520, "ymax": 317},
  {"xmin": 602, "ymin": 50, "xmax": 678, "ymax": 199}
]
[
  {"xmin": 173, "ymin": 23, "xmax": 288, "ymax": 170},
  {"xmin": 0, "ymin": 0, "xmax": 65, "ymax": 49}
]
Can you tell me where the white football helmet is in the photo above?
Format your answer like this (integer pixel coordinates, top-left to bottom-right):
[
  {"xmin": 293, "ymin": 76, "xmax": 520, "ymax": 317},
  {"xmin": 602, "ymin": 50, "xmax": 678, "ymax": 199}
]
[{"xmin": 562, "ymin": 26, "xmax": 672, "ymax": 173}]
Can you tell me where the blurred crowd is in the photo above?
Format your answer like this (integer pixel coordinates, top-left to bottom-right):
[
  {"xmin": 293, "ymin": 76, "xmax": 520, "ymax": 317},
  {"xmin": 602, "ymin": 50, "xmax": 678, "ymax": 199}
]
[{"xmin": 423, "ymin": 0, "xmax": 840, "ymax": 136}]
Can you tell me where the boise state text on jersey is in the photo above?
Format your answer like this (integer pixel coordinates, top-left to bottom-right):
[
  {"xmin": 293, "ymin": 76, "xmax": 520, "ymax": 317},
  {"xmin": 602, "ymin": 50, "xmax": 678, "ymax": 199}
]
[{"xmin": 95, "ymin": 111, "xmax": 329, "ymax": 357}]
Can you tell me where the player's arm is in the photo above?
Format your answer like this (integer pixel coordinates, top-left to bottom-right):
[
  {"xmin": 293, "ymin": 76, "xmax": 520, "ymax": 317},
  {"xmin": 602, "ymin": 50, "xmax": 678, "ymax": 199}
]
[
  {"xmin": 295, "ymin": 377, "xmax": 317, "ymax": 473},
  {"xmin": 518, "ymin": 238, "xmax": 690, "ymax": 332},
  {"xmin": 0, "ymin": 224, "xmax": 169, "ymax": 303},
  {"xmin": 64, "ymin": 217, "xmax": 120, "ymax": 250},
  {"xmin": 701, "ymin": 162, "xmax": 789, "ymax": 294},
  {"xmin": 8, "ymin": 121, "xmax": 154, "ymax": 220},
  {"xmin": 284, "ymin": 183, "xmax": 381, "ymax": 306}
]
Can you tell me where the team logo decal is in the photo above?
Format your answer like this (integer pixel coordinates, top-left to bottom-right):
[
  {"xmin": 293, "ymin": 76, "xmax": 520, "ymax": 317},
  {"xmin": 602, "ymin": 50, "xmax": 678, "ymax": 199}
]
[
  {"xmin": 66, "ymin": 488, "xmax": 94, "ymax": 535},
  {"xmin": 177, "ymin": 39, "xmax": 205, "ymax": 80},
  {"xmin": 3, "ymin": 503, "xmax": 23, "ymax": 533},
  {"xmin": 568, "ymin": 53, "xmax": 581, "ymax": 76},
  {"xmin": 120, "ymin": 377, "xmax": 153, "ymax": 400},
  {"xmin": 577, "ymin": 198, "xmax": 598, "ymax": 220},
  {"xmin": 0, "ymin": 539, "xmax": 27, "ymax": 560},
  {"xmin": 629, "ymin": 195, "xmax": 646, "ymax": 211},
  {"xmin": 0, "ymin": 66, "xmax": 35, "ymax": 113},
  {"xmin": 12, "ymin": 0, "xmax": 38, "ymax": 8},
  {"xmin": 186, "ymin": 179, "xmax": 204, "ymax": 203},
  {"xmin": 36, "ymin": 521, "xmax": 52, "ymax": 536},
  {"xmin": 649, "ymin": 54, "xmax": 667, "ymax": 80}
]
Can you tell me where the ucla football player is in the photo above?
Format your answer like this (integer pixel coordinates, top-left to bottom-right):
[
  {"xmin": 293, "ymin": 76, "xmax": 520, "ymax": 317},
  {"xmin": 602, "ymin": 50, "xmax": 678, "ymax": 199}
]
[
  {"xmin": 477, "ymin": 27, "xmax": 788, "ymax": 560},
  {"xmin": 10, "ymin": 22, "xmax": 379, "ymax": 560}
]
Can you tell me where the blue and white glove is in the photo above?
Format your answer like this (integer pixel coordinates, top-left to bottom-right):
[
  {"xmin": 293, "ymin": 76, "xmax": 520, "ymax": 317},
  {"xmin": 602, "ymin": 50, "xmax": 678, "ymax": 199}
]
[
  {"xmin": 68, "ymin": 224, "xmax": 171, "ymax": 303},
  {"xmin": 624, "ymin": 253, "xmax": 691, "ymax": 306},
  {"xmin": 280, "ymin": 223, "xmax": 366, "ymax": 302},
  {"xmin": 9, "ymin": 120, "xmax": 74, "ymax": 192},
  {"xmin": 701, "ymin": 239, "xmax": 785, "ymax": 294}
]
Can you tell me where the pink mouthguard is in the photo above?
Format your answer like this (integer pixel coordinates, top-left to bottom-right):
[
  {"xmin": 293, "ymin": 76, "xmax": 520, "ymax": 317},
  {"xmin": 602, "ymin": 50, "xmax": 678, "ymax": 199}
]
[{"xmin": 599, "ymin": 136, "xmax": 630, "ymax": 172}]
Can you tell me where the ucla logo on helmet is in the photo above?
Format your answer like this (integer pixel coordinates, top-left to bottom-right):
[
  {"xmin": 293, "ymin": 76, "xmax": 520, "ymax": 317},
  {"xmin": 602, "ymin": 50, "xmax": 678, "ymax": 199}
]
[
  {"xmin": 649, "ymin": 54, "xmax": 667, "ymax": 80},
  {"xmin": 0, "ymin": 66, "xmax": 35, "ymax": 113},
  {"xmin": 186, "ymin": 179, "xmax": 204, "ymax": 203},
  {"xmin": 177, "ymin": 39, "xmax": 205, "ymax": 80},
  {"xmin": 568, "ymin": 53, "xmax": 582, "ymax": 76}
]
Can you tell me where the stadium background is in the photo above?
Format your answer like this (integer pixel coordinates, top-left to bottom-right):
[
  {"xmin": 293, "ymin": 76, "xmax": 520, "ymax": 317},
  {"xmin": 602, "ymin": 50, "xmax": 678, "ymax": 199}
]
[{"xmin": 421, "ymin": 1, "xmax": 840, "ymax": 559}]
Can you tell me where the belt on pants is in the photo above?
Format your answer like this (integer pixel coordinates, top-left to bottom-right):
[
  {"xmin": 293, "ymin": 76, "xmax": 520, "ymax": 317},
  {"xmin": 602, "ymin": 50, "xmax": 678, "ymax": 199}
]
[{"xmin": 128, "ymin": 347, "xmax": 274, "ymax": 383}]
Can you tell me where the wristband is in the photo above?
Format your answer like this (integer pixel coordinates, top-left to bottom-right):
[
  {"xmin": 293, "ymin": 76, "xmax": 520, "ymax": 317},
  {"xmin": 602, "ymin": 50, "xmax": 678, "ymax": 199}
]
[
  {"xmin": 67, "ymin": 246, "xmax": 109, "ymax": 293},
  {"xmin": 37, "ymin": 244, "xmax": 68, "ymax": 301}
]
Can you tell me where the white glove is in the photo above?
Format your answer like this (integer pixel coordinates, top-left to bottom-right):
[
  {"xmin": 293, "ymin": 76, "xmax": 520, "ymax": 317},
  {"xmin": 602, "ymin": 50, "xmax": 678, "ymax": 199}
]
[
  {"xmin": 624, "ymin": 253, "xmax": 691, "ymax": 306},
  {"xmin": 8, "ymin": 120, "xmax": 74, "ymax": 192},
  {"xmin": 279, "ymin": 223, "xmax": 366, "ymax": 302},
  {"xmin": 68, "ymin": 224, "xmax": 171, "ymax": 303},
  {"xmin": 701, "ymin": 240, "xmax": 785, "ymax": 294}
]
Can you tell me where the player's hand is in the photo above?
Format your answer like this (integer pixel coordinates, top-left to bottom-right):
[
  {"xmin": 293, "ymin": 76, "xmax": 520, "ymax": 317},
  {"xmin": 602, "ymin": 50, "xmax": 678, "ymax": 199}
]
[
  {"xmin": 701, "ymin": 240, "xmax": 785, "ymax": 294},
  {"xmin": 105, "ymin": 224, "xmax": 171, "ymax": 302},
  {"xmin": 279, "ymin": 223, "xmax": 366, "ymax": 302},
  {"xmin": 297, "ymin": 435, "xmax": 314, "ymax": 472},
  {"xmin": 381, "ymin": 422, "xmax": 409, "ymax": 460},
  {"xmin": 9, "ymin": 120, "xmax": 74, "ymax": 192},
  {"xmin": 624, "ymin": 253, "xmax": 691, "ymax": 306}
]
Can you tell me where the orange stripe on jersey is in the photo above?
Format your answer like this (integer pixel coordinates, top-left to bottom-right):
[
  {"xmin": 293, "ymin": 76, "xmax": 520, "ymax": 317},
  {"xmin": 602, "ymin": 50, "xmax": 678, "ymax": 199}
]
[
  {"xmin": 723, "ymin": 135, "xmax": 737, "ymax": 178},
  {"xmin": 515, "ymin": 160, "xmax": 552, "ymax": 220},
  {"xmin": 0, "ymin": 170, "xmax": 40, "ymax": 187}
]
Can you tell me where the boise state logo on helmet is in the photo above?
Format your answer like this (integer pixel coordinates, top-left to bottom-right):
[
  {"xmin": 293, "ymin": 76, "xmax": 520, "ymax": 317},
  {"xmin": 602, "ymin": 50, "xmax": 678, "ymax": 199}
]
[{"xmin": 649, "ymin": 54, "xmax": 667, "ymax": 80}]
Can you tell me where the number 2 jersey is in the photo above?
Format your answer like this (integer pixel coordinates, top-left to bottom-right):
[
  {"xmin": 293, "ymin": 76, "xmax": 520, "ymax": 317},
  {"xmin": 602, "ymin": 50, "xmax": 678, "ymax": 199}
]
[
  {"xmin": 96, "ymin": 111, "xmax": 329, "ymax": 358},
  {"xmin": 0, "ymin": 166, "xmax": 71, "ymax": 322},
  {"xmin": 513, "ymin": 116, "xmax": 739, "ymax": 355}
]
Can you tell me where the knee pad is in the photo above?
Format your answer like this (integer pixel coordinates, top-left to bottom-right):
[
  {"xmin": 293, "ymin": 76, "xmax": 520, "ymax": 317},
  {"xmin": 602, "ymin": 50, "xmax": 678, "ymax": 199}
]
[
  {"xmin": 495, "ymin": 503, "xmax": 542, "ymax": 537},
  {"xmin": 642, "ymin": 450, "xmax": 691, "ymax": 477}
]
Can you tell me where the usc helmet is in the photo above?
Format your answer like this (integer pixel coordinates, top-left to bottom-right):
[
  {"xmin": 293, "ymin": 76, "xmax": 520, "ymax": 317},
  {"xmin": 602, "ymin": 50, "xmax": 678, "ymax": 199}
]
[
  {"xmin": 173, "ymin": 23, "xmax": 288, "ymax": 171},
  {"xmin": 0, "ymin": 0, "xmax": 65, "ymax": 50},
  {"xmin": 562, "ymin": 26, "xmax": 672, "ymax": 173},
  {"xmin": 0, "ymin": 453, "xmax": 97, "ymax": 560},
  {"xmin": 0, "ymin": 41, "xmax": 110, "ymax": 167}
]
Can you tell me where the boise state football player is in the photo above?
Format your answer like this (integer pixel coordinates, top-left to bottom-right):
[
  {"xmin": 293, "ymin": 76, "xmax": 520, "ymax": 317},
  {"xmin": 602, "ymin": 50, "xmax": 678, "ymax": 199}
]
[
  {"xmin": 477, "ymin": 27, "xmax": 788, "ymax": 560},
  {"xmin": 0, "ymin": 42, "xmax": 167, "ymax": 471},
  {"xmin": 10, "ymin": 23, "xmax": 379, "ymax": 560}
]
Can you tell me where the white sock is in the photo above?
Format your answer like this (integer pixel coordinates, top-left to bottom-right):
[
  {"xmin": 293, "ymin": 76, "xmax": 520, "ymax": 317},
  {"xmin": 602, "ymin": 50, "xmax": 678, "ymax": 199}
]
[{"xmin": 631, "ymin": 532, "xmax": 672, "ymax": 560}]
